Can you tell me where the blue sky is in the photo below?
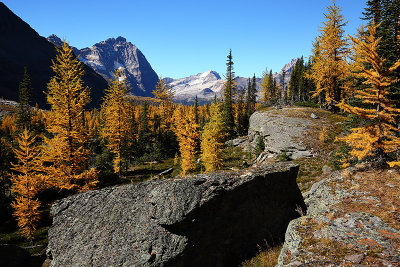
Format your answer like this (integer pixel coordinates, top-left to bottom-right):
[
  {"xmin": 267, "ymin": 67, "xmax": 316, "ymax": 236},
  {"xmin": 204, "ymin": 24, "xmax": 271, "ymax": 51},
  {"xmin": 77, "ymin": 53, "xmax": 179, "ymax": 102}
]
[{"xmin": 3, "ymin": 0, "xmax": 366, "ymax": 79}]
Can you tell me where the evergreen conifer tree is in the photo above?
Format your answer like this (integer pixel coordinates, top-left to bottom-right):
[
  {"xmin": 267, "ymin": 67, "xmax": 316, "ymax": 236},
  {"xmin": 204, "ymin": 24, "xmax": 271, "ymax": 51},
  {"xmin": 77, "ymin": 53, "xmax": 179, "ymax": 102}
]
[
  {"xmin": 362, "ymin": 0, "xmax": 400, "ymax": 98},
  {"xmin": 16, "ymin": 67, "xmax": 33, "ymax": 131},
  {"xmin": 251, "ymin": 74, "xmax": 257, "ymax": 111},
  {"xmin": 222, "ymin": 49, "xmax": 236, "ymax": 139}
]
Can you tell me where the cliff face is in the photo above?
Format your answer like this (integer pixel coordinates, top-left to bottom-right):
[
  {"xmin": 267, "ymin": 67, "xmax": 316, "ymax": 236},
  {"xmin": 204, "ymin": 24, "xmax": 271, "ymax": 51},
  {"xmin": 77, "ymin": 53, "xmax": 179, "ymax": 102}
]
[
  {"xmin": 47, "ymin": 163, "xmax": 305, "ymax": 267},
  {"xmin": 0, "ymin": 3, "xmax": 108, "ymax": 109}
]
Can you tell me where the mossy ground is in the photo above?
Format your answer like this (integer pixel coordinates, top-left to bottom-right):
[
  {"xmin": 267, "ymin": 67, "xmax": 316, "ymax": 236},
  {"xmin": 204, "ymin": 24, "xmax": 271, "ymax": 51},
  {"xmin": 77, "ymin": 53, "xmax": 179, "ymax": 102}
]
[{"xmin": 286, "ymin": 168, "xmax": 400, "ymax": 265}]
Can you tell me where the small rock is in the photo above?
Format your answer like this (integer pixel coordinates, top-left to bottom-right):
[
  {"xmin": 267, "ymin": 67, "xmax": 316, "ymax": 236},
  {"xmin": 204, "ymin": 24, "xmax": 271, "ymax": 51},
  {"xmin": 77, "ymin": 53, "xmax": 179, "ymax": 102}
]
[
  {"xmin": 344, "ymin": 254, "xmax": 364, "ymax": 264},
  {"xmin": 310, "ymin": 113, "xmax": 319, "ymax": 119},
  {"xmin": 322, "ymin": 165, "xmax": 332, "ymax": 175}
]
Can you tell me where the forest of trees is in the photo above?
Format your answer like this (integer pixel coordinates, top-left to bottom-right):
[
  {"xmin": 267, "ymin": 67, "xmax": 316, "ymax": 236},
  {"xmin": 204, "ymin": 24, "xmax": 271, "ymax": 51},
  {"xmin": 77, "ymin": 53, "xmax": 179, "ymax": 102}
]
[{"xmin": 0, "ymin": 0, "xmax": 399, "ymax": 244}]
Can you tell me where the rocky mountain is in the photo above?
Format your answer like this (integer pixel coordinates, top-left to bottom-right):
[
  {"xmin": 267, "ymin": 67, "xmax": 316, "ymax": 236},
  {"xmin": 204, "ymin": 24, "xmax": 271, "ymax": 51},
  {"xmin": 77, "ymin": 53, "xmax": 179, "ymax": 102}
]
[
  {"xmin": 273, "ymin": 58, "xmax": 298, "ymax": 86},
  {"xmin": 165, "ymin": 70, "xmax": 224, "ymax": 103},
  {"xmin": 165, "ymin": 70, "xmax": 261, "ymax": 104},
  {"xmin": 47, "ymin": 35, "xmax": 159, "ymax": 97},
  {"xmin": 165, "ymin": 59, "xmax": 298, "ymax": 104},
  {"xmin": 0, "ymin": 2, "xmax": 108, "ymax": 109},
  {"xmin": 47, "ymin": 34, "xmax": 80, "ymax": 56}
]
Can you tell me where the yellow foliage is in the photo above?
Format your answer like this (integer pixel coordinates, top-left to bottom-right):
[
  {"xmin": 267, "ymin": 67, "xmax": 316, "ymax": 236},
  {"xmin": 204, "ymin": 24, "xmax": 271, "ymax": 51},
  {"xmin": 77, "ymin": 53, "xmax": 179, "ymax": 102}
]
[
  {"xmin": 174, "ymin": 152, "xmax": 179, "ymax": 166},
  {"xmin": 201, "ymin": 101, "xmax": 226, "ymax": 172},
  {"xmin": 153, "ymin": 78, "xmax": 175, "ymax": 131},
  {"xmin": 11, "ymin": 129, "xmax": 44, "ymax": 241},
  {"xmin": 260, "ymin": 70, "xmax": 272, "ymax": 103},
  {"xmin": 173, "ymin": 105, "xmax": 199, "ymax": 176},
  {"xmin": 100, "ymin": 68, "xmax": 133, "ymax": 174},
  {"xmin": 319, "ymin": 127, "xmax": 327, "ymax": 142},
  {"xmin": 1, "ymin": 114, "xmax": 16, "ymax": 135},
  {"xmin": 41, "ymin": 40, "xmax": 98, "ymax": 192},
  {"xmin": 338, "ymin": 22, "xmax": 400, "ymax": 166},
  {"xmin": 308, "ymin": 0, "xmax": 349, "ymax": 104}
]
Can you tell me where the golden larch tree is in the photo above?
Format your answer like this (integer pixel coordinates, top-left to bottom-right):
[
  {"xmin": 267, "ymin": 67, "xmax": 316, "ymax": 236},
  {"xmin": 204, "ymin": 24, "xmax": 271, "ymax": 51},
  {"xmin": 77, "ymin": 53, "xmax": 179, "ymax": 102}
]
[
  {"xmin": 100, "ymin": 69, "xmax": 132, "ymax": 175},
  {"xmin": 201, "ymin": 101, "xmax": 226, "ymax": 172},
  {"xmin": 260, "ymin": 69, "xmax": 272, "ymax": 103},
  {"xmin": 173, "ymin": 105, "xmax": 199, "ymax": 176},
  {"xmin": 308, "ymin": 0, "xmax": 349, "ymax": 106},
  {"xmin": 338, "ymin": 22, "xmax": 400, "ymax": 167},
  {"xmin": 42, "ymin": 41, "xmax": 98, "ymax": 192},
  {"xmin": 153, "ymin": 77, "xmax": 174, "ymax": 131},
  {"xmin": 11, "ymin": 129, "xmax": 44, "ymax": 243}
]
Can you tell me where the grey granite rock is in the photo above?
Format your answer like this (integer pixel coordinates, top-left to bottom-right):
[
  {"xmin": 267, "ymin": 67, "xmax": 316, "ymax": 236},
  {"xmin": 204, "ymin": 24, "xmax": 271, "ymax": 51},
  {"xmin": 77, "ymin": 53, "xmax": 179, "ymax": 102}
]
[
  {"xmin": 47, "ymin": 163, "xmax": 306, "ymax": 267},
  {"xmin": 247, "ymin": 108, "xmax": 313, "ymax": 161}
]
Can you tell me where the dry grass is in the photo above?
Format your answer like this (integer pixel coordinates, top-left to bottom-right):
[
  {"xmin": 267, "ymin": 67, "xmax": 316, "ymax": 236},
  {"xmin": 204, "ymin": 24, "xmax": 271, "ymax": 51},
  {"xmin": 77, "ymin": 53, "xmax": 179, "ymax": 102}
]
[
  {"xmin": 241, "ymin": 245, "xmax": 283, "ymax": 267},
  {"xmin": 333, "ymin": 168, "xmax": 400, "ymax": 231},
  {"xmin": 289, "ymin": 167, "xmax": 400, "ymax": 265}
]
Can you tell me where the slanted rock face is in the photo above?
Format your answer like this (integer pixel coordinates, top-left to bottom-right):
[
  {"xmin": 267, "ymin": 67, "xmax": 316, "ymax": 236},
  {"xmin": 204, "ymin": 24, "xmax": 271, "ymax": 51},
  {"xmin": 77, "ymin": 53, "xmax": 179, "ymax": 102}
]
[
  {"xmin": 47, "ymin": 163, "xmax": 305, "ymax": 267},
  {"xmin": 248, "ymin": 108, "xmax": 314, "ymax": 160}
]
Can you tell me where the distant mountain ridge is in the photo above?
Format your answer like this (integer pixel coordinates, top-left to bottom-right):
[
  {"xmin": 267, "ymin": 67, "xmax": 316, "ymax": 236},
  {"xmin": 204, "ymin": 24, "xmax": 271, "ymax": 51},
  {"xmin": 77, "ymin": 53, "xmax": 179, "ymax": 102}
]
[
  {"xmin": 0, "ymin": 2, "xmax": 108, "ymax": 108},
  {"xmin": 47, "ymin": 35, "xmax": 159, "ymax": 97},
  {"xmin": 165, "ymin": 58, "xmax": 298, "ymax": 104}
]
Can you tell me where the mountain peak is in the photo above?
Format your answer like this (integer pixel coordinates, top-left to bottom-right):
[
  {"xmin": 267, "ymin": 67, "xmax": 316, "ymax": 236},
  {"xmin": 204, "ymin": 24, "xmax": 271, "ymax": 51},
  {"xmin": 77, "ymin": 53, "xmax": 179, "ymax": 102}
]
[
  {"xmin": 78, "ymin": 37, "xmax": 158, "ymax": 96},
  {"xmin": 116, "ymin": 36, "xmax": 127, "ymax": 43},
  {"xmin": 103, "ymin": 36, "xmax": 130, "ymax": 45},
  {"xmin": 47, "ymin": 34, "xmax": 63, "ymax": 46},
  {"xmin": 199, "ymin": 70, "xmax": 221, "ymax": 79}
]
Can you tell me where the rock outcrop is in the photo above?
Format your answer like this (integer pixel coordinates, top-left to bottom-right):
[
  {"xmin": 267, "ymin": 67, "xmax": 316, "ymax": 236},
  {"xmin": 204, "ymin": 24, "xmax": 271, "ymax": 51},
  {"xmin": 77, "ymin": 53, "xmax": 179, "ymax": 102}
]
[
  {"xmin": 247, "ymin": 108, "xmax": 314, "ymax": 160},
  {"xmin": 277, "ymin": 166, "xmax": 400, "ymax": 266},
  {"xmin": 47, "ymin": 163, "xmax": 305, "ymax": 267}
]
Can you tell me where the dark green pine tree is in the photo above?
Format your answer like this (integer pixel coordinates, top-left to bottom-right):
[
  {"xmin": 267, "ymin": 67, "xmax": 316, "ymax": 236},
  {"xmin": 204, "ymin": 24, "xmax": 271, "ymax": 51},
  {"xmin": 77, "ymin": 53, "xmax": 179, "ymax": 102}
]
[
  {"xmin": 222, "ymin": 49, "xmax": 235, "ymax": 139},
  {"xmin": 251, "ymin": 74, "xmax": 257, "ymax": 113},
  {"xmin": 304, "ymin": 59, "xmax": 316, "ymax": 102},
  {"xmin": 362, "ymin": 0, "xmax": 382, "ymax": 25},
  {"xmin": 245, "ymin": 78, "xmax": 252, "ymax": 127},
  {"xmin": 139, "ymin": 101, "xmax": 150, "ymax": 142},
  {"xmin": 282, "ymin": 70, "xmax": 286, "ymax": 104},
  {"xmin": 16, "ymin": 67, "xmax": 33, "ymax": 131},
  {"xmin": 237, "ymin": 87, "xmax": 247, "ymax": 136},
  {"xmin": 268, "ymin": 70, "xmax": 274, "ymax": 103},
  {"xmin": 362, "ymin": 0, "xmax": 400, "ymax": 99},
  {"xmin": 297, "ymin": 57, "xmax": 305, "ymax": 101},
  {"xmin": 273, "ymin": 78, "xmax": 278, "ymax": 104}
]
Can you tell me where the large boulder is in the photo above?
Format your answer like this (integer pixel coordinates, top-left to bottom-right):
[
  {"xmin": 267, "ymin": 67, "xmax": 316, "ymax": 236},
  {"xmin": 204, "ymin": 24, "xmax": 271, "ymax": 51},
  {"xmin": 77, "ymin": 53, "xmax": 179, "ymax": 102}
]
[
  {"xmin": 248, "ymin": 108, "xmax": 314, "ymax": 160},
  {"xmin": 47, "ymin": 163, "xmax": 306, "ymax": 267}
]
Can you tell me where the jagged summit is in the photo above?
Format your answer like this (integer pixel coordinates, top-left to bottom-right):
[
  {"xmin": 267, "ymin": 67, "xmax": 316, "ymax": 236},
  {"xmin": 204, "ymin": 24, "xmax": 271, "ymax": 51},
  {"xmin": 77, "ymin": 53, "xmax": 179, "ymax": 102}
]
[
  {"xmin": 47, "ymin": 34, "xmax": 63, "ymax": 45},
  {"xmin": 47, "ymin": 34, "xmax": 158, "ymax": 97}
]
